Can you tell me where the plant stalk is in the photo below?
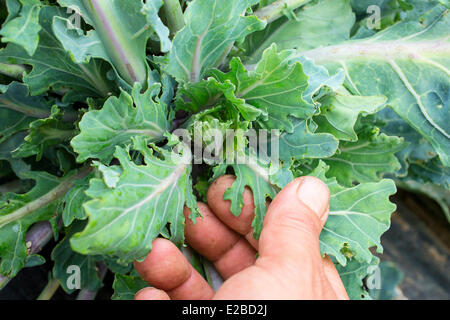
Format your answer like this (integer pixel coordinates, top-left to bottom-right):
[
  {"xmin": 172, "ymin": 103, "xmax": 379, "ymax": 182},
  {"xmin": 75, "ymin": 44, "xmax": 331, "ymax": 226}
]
[
  {"xmin": 83, "ymin": 0, "xmax": 147, "ymax": 85},
  {"xmin": 26, "ymin": 221, "xmax": 54, "ymax": 255},
  {"xmin": 0, "ymin": 63, "xmax": 27, "ymax": 80},
  {"xmin": 0, "ymin": 97, "xmax": 79, "ymax": 123},
  {"xmin": 77, "ymin": 63, "xmax": 111, "ymax": 98},
  {"xmin": 202, "ymin": 259, "xmax": 224, "ymax": 292},
  {"xmin": 254, "ymin": 0, "xmax": 312, "ymax": 23},
  {"xmin": 181, "ymin": 246, "xmax": 224, "ymax": 291},
  {"xmin": 37, "ymin": 278, "xmax": 60, "ymax": 300},
  {"xmin": 75, "ymin": 261, "xmax": 108, "ymax": 300},
  {"xmin": 162, "ymin": 0, "xmax": 185, "ymax": 35}
]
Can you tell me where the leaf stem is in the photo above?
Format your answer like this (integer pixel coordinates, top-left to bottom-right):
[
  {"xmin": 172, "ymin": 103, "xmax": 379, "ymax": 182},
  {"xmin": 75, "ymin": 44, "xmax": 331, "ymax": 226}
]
[
  {"xmin": 83, "ymin": 0, "xmax": 147, "ymax": 85},
  {"xmin": 37, "ymin": 277, "xmax": 60, "ymax": 300},
  {"xmin": 0, "ymin": 63, "xmax": 27, "ymax": 80},
  {"xmin": 180, "ymin": 246, "xmax": 224, "ymax": 291},
  {"xmin": 0, "ymin": 98, "xmax": 78, "ymax": 123},
  {"xmin": 162, "ymin": 0, "xmax": 185, "ymax": 35},
  {"xmin": 76, "ymin": 261, "xmax": 108, "ymax": 300},
  {"xmin": 202, "ymin": 259, "xmax": 224, "ymax": 291},
  {"xmin": 0, "ymin": 167, "xmax": 93, "ymax": 229},
  {"xmin": 26, "ymin": 221, "xmax": 54, "ymax": 255},
  {"xmin": 254, "ymin": 0, "xmax": 311, "ymax": 23},
  {"xmin": 77, "ymin": 63, "xmax": 111, "ymax": 98}
]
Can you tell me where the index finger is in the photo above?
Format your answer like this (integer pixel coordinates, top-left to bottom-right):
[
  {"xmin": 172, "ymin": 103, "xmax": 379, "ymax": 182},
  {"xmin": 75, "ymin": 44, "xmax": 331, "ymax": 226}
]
[
  {"xmin": 206, "ymin": 175, "xmax": 259, "ymax": 249},
  {"xmin": 184, "ymin": 203, "xmax": 257, "ymax": 279}
]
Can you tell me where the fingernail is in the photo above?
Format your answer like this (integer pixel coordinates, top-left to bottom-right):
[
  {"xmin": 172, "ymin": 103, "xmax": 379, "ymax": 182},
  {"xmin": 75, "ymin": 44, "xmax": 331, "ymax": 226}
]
[{"xmin": 296, "ymin": 176, "xmax": 329, "ymax": 219}]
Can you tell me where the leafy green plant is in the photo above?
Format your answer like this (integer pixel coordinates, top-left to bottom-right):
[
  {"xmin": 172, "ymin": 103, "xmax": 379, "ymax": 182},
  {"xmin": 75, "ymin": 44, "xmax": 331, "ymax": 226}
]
[{"xmin": 0, "ymin": 0, "xmax": 448, "ymax": 300}]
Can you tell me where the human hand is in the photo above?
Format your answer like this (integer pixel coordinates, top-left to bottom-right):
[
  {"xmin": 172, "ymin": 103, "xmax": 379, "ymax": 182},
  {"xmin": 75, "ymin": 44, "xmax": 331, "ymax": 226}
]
[{"xmin": 134, "ymin": 175, "xmax": 349, "ymax": 300}]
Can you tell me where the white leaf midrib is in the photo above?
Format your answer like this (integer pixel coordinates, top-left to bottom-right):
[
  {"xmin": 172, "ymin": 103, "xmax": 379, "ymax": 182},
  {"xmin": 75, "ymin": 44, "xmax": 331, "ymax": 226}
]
[
  {"xmin": 80, "ymin": 163, "xmax": 187, "ymax": 240},
  {"xmin": 300, "ymin": 40, "xmax": 450, "ymax": 64}
]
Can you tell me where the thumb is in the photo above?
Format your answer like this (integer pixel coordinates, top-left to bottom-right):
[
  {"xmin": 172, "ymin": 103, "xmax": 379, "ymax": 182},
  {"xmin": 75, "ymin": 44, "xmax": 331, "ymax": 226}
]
[{"xmin": 258, "ymin": 176, "xmax": 330, "ymax": 270}]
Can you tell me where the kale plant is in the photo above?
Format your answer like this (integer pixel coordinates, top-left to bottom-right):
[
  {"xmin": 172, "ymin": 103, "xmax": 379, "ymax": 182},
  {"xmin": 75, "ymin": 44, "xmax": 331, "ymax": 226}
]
[{"xmin": 0, "ymin": 0, "xmax": 448, "ymax": 299}]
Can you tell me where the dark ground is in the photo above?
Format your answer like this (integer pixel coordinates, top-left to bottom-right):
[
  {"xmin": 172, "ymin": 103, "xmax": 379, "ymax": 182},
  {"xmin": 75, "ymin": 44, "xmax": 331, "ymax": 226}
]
[
  {"xmin": 378, "ymin": 190, "xmax": 450, "ymax": 299},
  {"xmin": 0, "ymin": 190, "xmax": 449, "ymax": 300}
]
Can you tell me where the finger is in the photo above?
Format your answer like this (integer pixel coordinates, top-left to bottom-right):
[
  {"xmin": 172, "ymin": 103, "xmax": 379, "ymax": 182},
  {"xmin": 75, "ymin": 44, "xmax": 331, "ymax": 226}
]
[
  {"xmin": 134, "ymin": 238, "xmax": 214, "ymax": 300},
  {"xmin": 257, "ymin": 176, "xmax": 330, "ymax": 278},
  {"xmin": 322, "ymin": 256, "xmax": 349, "ymax": 300},
  {"xmin": 184, "ymin": 203, "xmax": 257, "ymax": 279},
  {"xmin": 207, "ymin": 175, "xmax": 258, "ymax": 249},
  {"xmin": 135, "ymin": 287, "xmax": 171, "ymax": 300}
]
